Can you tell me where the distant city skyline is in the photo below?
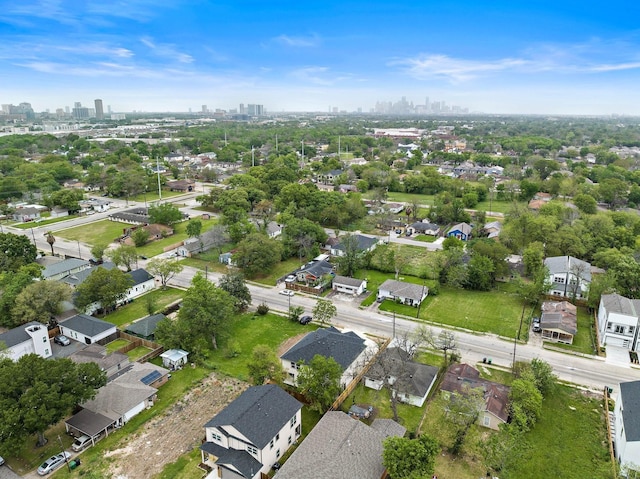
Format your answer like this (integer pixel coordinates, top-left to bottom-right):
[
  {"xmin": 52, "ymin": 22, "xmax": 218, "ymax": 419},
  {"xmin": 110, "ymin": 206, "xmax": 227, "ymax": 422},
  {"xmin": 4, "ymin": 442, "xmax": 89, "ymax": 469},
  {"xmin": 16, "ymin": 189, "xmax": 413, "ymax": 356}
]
[{"xmin": 1, "ymin": 1, "xmax": 640, "ymax": 115}]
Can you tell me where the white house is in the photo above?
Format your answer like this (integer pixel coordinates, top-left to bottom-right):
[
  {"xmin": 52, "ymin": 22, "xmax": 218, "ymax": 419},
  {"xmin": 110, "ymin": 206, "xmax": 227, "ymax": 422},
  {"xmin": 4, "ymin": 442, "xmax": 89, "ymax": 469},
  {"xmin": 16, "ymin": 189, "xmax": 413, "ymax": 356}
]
[
  {"xmin": 59, "ymin": 314, "xmax": 117, "ymax": 345},
  {"xmin": 0, "ymin": 322, "xmax": 52, "ymax": 361},
  {"xmin": 377, "ymin": 279, "xmax": 428, "ymax": 307},
  {"xmin": 332, "ymin": 275, "xmax": 367, "ymax": 296},
  {"xmin": 544, "ymin": 255, "xmax": 592, "ymax": 300},
  {"xmin": 280, "ymin": 326, "xmax": 374, "ymax": 388},
  {"xmin": 330, "ymin": 234, "xmax": 379, "ymax": 257},
  {"xmin": 200, "ymin": 385, "xmax": 302, "ymax": 479},
  {"xmin": 597, "ymin": 294, "xmax": 640, "ymax": 350},
  {"xmin": 615, "ymin": 380, "xmax": 640, "ymax": 474}
]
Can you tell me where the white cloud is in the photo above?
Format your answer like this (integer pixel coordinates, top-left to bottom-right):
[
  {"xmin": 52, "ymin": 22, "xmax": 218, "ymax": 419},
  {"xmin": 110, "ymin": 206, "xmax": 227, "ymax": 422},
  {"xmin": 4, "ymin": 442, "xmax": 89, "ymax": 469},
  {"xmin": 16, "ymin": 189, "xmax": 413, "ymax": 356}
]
[
  {"xmin": 140, "ymin": 37, "xmax": 193, "ymax": 64},
  {"xmin": 273, "ymin": 34, "xmax": 320, "ymax": 47}
]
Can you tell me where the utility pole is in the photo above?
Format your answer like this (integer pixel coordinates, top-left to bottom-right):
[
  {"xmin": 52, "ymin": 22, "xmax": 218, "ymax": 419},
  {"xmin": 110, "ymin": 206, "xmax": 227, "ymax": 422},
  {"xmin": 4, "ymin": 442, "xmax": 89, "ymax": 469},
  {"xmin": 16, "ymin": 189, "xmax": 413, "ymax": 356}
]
[
  {"xmin": 156, "ymin": 156, "xmax": 162, "ymax": 201},
  {"xmin": 57, "ymin": 435, "xmax": 71, "ymax": 472}
]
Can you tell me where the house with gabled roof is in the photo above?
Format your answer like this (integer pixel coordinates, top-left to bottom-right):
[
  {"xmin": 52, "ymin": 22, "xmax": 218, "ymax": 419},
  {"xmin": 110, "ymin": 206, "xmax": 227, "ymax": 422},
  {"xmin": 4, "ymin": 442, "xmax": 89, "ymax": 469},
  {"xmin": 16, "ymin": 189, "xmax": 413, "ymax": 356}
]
[
  {"xmin": 446, "ymin": 222, "xmax": 472, "ymax": 241},
  {"xmin": 274, "ymin": 411, "xmax": 405, "ymax": 479},
  {"xmin": 59, "ymin": 314, "xmax": 117, "ymax": 346},
  {"xmin": 540, "ymin": 300, "xmax": 578, "ymax": 344},
  {"xmin": 0, "ymin": 321, "xmax": 52, "ymax": 361},
  {"xmin": 330, "ymin": 234, "xmax": 379, "ymax": 257},
  {"xmin": 597, "ymin": 293, "xmax": 640, "ymax": 351},
  {"xmin": 407, "ymin": 221, "xmax": 440, "ymax": 236},
  {"xmin": 377, "ymin": 279, "xmax": 428, "ymax": 307},
  {"xmin": 544, "ymin": 255, "xmax": 592, "ymax": 300},
  {"xmin": 124, "ymin": 313, "xmax": 165, "ymax": 341},
  {"xmin": 332, "ymin": 275, "xmax": 367, "ymax": 296},
  {"xmin": 42, "ymin": 257, "xmax": 91, "ymax": 281},
  {"xmin": 200, "ymin": 384, "xmax": 302, "ymax": 479},
  {"xmin": 440, "ymin": 363, "xmax": 510, "ymax": 431},
  {"xmin": 280, "ymin": 326, "xmax": 371, "ymax": 387},
  {"xmin": 614, "ymin": 380, "xmax": 640, "ymax": 474}
]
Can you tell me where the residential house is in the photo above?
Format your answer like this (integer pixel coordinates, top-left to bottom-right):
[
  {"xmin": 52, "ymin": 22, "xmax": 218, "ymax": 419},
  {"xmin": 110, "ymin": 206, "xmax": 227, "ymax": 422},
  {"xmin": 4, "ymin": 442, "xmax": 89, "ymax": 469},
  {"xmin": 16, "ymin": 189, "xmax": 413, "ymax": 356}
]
[
  {"xmin": 108, "ymin": 208, "xmax": 150, "ymax": 225},
  {"xmin": 338, "ymin": 184, "xmax": 357, "ymax": 193},
  {"xmin": 440, "ymin": 363, "xmax": 510, "ymax": 431},
  {"xmin": 446, "ymin": 222, "xmax": 472, "ymax": 241},
  {"xmin": 290, "ymin": 259, "xmax": 334, "ymax": 285},
  {"xmin": 407, "ymin": 221, "xmax": 440, "ymax": 236},
  {"xmin": 274, "ymin": 411, "xmax": 406, "ymax": 479},
  {"xmin": 166, "ymin": 179, "xmax": 195, "ymax": 192},
  {"xmin": 377, "ymin": 279, "xmax": 428, "ymax": 307},
  {"xmin": 0, "ymin": 322, "xmax": 52, "ymax": 361},
  {"xmin": 160, "ymin": 349, "xmax": 189, "ymax": 370},
  {"xmin": 483, "ymin": 220, "xmax": 502, "ymax": 239},
  {"xmin": 141, "ymin": 224, "xmax": 173, "ymax": 241},
  {"xmin": 124, "ymin": 313, "xmax": 166, "ymax": 341},
  {"xmin": 50, "ymin": 207, "xmax": 69, "ymax": 218},
  {"xmin": 58, "ymin": 314, "xmax": 117, "ymax": 346},
  {"xmin": 332, "ymin": 275, "xmax": 367, "ymax": 296},
  {"xmin": 69, "ymin": 344, "xmax": 130, "ymax": 380},
  {"xmin": 317, "ymin": 169, "xmax": 343, "ymax": 185},
  {"xmin": 614, "ymin": 380, "xmax": 640, "ymax": 474},
  {"xmin": 597, "ymin": 294, "xmax": 640, "ymax": 350},
  {"xmin": 330, "ymin": 234, "xmax": 379, "ymax": 257},
  {"xmin": 280, "ymin": 326, "xmax": 372, "ymax": 387},
  {"xmin": 200, "ymin": 384, "xmax": 302, "ymax": 479},
  {"xmin": 218, "ymin": 252, "xmax": 235, "ymax": 266},
  {"xmin": 12, "ymin": 206, "xmax": 41, "ymax": 222},
  {"xmin": 540, "ymin": 301, "xmax": 578, "ymax": 344},
  {"xmin": 42, "ymin": 258, "xmax": 91, "ymax": 281},
  {"xmin": 364, "ymin": 347, "xmax": 439, "ymax": 407},
  {"xmin": 544, "ymin": 255, "xmax": 592, "ymax": 300}
]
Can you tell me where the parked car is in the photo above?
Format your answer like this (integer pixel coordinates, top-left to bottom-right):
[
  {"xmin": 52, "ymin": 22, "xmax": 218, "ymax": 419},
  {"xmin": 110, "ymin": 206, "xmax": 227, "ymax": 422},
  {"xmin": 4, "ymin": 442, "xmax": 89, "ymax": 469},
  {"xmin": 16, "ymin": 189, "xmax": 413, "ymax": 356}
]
[
  {"xmin": 532, "ymin": 317, "xmax": 542, "ymax": 333},
  {"xmin": 0, "ymin": 455, "xmax": 4, "ymax": 466},
  {"xmin": 284, "ymin": 275, "xmax": 296, "ymax": 283},
  {"xmin": 72, "ymin": 434, "xmax": 92, "ymax": 452},
  {"xmin": 37, "ymin": 452, "xmax": 71, "ymax": 475},
  {"xmin": 299, "ymin": 315, "xmax": 312, "ymax": 325},
  {"xmin": 279, "ymin": 290, "xmax": 294, "ymax": 296},
  {"xmin": 54, "ymin": 334, "xmax": 71, "ymax": 346}
]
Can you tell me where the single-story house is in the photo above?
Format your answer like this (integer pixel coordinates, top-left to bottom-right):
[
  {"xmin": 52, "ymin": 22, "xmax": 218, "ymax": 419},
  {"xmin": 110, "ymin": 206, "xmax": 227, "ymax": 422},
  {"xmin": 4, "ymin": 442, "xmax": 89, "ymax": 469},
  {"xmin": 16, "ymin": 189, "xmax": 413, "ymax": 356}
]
[
  {"xmin": 364, "ymin": 347, "xmax": 439, "ymax": 407},
  {"xmin": 126, "ymin": 268, "xmax": 155, "ymax": 300},
  {"xmin": 330, "ymin": 234, "xmax": 379, "ymax": 257},
  {"xmin": 597, "ymin": 293, "xmax": 640, "ymax": 351},
  {"xmin": 59, "ymin": 314, "xmax": 118, "ymax": 346},
  {"xmin": 69, "ymin": 344, "xmax": 130, "ymax": 380},
  {"xmin": 50, "ymin": 207, "xmax": 69, "ymax": 218},
  {"xmin": 124, "ymin": 313, "xmax": 166, "ymax": 341},
  {"xmin": 540, "ymin": 301, "xmax": 577, "ymax": 344},
  {"xmin": 141, "ymin": 224, "xmax": 174, "ymax": 241},
  {"xmin": 280, "ymin": 326, "xmax": 373, "ymax": 387},
  {"xmin": 377, "ymin": 279, "xmax": 428, "ymax": 307},
  {"xmin": 0, "ymin": 321, "xmax": 52, "ymax": 361},
  {"xmin": 332, "ymin": 275, "xmax": 367, "ymax": 296},
  {"xmin": 484, "ymin": 221, "xmax": 502, "ymax": 239},
  {"xmin": 446, "ymin": 222, "xmax": 472, "ymax": 241},
  {"xmin": 544, "ymin": 255, "xmax": 592, "ymax": 300},
  {"xmin": 166, "ymin": 179, "xmax": 195, "ymax": 192},
  {"xmin": 160, "ymin": 349, "xmax": 189, "ymax": 370},
  {"xmin": 273, "ymin": 411, "xmax": 406, "ymax": 479},
  {"xmin": 12, "ymin": 207, "xmax": 41, "ymax": 222},
  {"xmin": 440, "ymin": 363, "xmax": 510, "ymax": 431},
  {"xmin": 108, "ymin": 208, "xmax": 150, "ymax": 225},
  {"xmin": 614, "ymin": 380, "xmax": 640, "ymax": 474},
  {"xmin": 218, "ymin": 252, "xmax": 235, "ymax": 265},
  {"xmin": 291, "ymin": 259, "xmax": 334, "ymax": 284},
  {"xmin": 60, "ymin": 262, "xmax": 117, "ymax": 288},
  {"xmin": 200, "ymin": 385, "xmax": 302, "ymax": 479},
  {"xmin": 407, "ymin": 221, "xmax": 440, "ymax": 236}
]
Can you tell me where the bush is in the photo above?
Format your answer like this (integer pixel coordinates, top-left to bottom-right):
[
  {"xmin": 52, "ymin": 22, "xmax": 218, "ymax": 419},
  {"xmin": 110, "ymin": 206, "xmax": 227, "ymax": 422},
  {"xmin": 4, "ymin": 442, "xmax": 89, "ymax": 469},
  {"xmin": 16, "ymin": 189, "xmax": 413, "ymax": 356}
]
[
  {"xmin": 224, "ymin": 340, "xmax": 242, "ymax": 359},
  {"xmin": 429, "ymin": 284, "xmax": 440, "ymax": 296},
  {"xmin": 256, "ymin": 302, "xmax": 270, "ymax": 315}
]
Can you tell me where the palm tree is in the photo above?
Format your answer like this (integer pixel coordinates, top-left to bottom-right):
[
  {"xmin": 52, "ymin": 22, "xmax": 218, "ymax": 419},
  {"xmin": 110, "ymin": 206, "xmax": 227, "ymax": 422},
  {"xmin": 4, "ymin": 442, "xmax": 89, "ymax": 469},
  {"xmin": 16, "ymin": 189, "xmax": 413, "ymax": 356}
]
[{"xmin": 45, "ymin": 232, "xmax": 55, "ymax": 256}]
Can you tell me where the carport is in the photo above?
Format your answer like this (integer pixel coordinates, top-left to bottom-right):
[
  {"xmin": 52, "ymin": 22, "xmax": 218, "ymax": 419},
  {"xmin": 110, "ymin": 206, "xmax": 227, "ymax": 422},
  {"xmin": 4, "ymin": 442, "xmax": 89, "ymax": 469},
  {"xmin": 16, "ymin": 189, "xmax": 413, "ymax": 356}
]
[{"xmin": 65, "ymin": 408, "xmax": 115, "ymax": 445}]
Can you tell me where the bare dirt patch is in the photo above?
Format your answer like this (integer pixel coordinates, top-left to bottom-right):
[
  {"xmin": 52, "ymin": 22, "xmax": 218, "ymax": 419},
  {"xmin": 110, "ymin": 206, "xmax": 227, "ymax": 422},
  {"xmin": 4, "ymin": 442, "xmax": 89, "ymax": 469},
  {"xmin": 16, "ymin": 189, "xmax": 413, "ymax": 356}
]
[
  {"xmin": 105, "ymin": 373, "xmax": 248, "ymax": 479},
  {"xmin": 277, "ymin": 332, "xmax": 307, "ymax": 356}
]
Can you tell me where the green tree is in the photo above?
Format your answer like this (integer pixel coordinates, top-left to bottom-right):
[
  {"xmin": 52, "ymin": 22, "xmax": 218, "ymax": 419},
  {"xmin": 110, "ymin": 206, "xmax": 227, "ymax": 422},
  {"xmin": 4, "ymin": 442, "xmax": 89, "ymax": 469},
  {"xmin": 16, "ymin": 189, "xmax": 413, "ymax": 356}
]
[
  {"xmin": 218, "ymin": 272, "xmax": 251, "ymax": 312},
  {"xmin": 247, "ymin": 345, "xmax": 285, "ymax": 385},
  {"xmin": 90, "ymin": 241, "xmax": 108, "ymax": 263},
  {"xmin": 296, "ymin": 354, "xmax": 342, "ymax": 413},
  {"xmin": 508, "ymin": 370, "xmax": 542, "ymax": 431},
  {"xmin": 465, "ymin": 255, "xmax": 495, "ymax": 291},
  {"xmin": 312, "ymin": 298, "xmax": 337, "ymax": 325},
  {"xmin": 74, "ymin": 267, "xmax": 133, "ymax": 314},
  {"xmin": 107, "ymin": 244, "xmax": 138, "ymax": 271},
  {"xmin": 233, "ymin": 233, "xmax": 283, "ymax": 278},
  {"xmin": 0, "ymin": 233, "xmax": 37, "ymax": 272},
  {"xmin": 447, "ymin": 386, "xmax": 486, "ymax": 455},
  {"xmin": 12, "ymin": 280, "xmax": 72, "ymax": 325},
  {"xmin": 146, "ymin": 258, "xmax": 184, "ymax": 289},
  {"xmin": 333, "ymin": 234, "xmax": 364, "ymax": 277},
  {"xmin": 148, "ymin": 202, "xmax": 183, "ymax": 226},
  {"xmin": 288, "ymin": 305, "xmax": 304, "ymax": 323},
  {"xmin": 382, "ymin": 434, "xmax": 440, "ymax": 479},
  {"xmin": 573, "ymin": 193, "xmax": 597, "ymax": 214},
  {"xmin": 185, "ymin": 219, "xmax": 203, "ymax": 249},
  {"xmin": 0, "ymin": 355, "xmax": 106, "ymax": 451},
  {"xmin": 131, "ymin": 227, "xmax": 150, "ymax": 247}
]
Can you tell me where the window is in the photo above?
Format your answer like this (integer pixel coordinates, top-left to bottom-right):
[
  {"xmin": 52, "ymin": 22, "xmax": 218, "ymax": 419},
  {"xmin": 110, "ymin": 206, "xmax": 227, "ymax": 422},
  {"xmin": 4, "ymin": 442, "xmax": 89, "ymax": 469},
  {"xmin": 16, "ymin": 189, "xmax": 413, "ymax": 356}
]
[
  {"xmin": 276, "ymin": 449, "xmax": 281, "ymax": 458},
  {"xmin": 607, "ymin": 322, "xmax": 612, "ymax": 330},
  {"xmin": 483, "ymin": 416, "xmax": 490, "ymax": 427},
  {"xmin": 247, "ymin": 445, "xmax": 257, "ymax": 455},
  {"xmin": 555, "ymin": 276, "xmax": 565, "ymax": 284},
  {"xmin": 211, "ymin": 432, "xmax": 222, "ymax": 442},
  {"xmin": 290, "ymin": 362, "xmax": 296, "ymax": 368},
  {"xmin": 276, "ymin": 433, "xmax": 280, "ymax": 441},
  {"xmin": 615, "ymin": 325, "xmax": 625, "ymax": 334},
  {"xmin": 270, "ymin": 440, "xmax": 274, "ymax": 449},
  {"xmin": 630, "ymin": 326, "xmax": 635, "ymax": 335},
  {"xmin": 290, "ymin": 416, "xmax": 297, "ymax": 427},
  {"xmin": 288, "ymin": 436, "xmax": 292, "ymax": 445},
  {"xmin": 43, "ymin": 337, "xmax": 47, "ymax": 342}
]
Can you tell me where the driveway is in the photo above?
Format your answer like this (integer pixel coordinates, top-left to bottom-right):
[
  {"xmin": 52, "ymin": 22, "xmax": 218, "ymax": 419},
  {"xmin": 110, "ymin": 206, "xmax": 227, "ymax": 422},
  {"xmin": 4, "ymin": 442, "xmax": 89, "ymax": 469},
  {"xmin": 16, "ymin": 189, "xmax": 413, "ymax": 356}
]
[
  {"xmin": 0, "ymin": 465, "xmax": 21, "ymax": 479},
  {"xmin": 606, "ymin": 345, "xmax": 631, "ymax": 368}
]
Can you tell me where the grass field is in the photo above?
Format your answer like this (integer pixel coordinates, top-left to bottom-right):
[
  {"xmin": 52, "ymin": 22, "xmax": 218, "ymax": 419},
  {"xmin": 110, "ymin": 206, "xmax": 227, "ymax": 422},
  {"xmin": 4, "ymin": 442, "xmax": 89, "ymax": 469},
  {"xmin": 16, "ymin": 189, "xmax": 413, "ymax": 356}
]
[
  {"xmin": 126, "ymin": 345, "xmax": 153, "ymax": 361},
  {"xmin": 11, "ymin": 214, "xmax": 82, "ymax": 230},
  {"xmin": 251, "ymin": 257, "xmax": 308, "ymax": 286},
  {"xmin": 105, "ymin": 338, "xmax": 129, "ymax": 353},
  {"xmin": 102, "ymin": 287, "xmax": 183, "ymax": 328}
]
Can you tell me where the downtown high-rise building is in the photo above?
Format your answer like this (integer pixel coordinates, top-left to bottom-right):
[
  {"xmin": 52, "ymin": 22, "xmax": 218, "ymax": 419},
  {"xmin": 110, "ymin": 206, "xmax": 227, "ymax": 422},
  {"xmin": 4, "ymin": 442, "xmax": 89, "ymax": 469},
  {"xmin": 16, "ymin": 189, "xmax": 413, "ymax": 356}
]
[{"xmin": 94, "ymin": 99, "xmax": 104, "ymax": 120}]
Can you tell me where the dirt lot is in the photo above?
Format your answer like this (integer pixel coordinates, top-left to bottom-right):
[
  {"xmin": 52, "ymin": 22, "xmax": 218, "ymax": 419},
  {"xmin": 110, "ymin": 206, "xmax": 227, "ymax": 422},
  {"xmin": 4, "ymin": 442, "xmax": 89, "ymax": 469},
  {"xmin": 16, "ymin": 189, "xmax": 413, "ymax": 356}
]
[{"xmin": 105, "ymin": 373, "xmax": 248, "ymax": 479}]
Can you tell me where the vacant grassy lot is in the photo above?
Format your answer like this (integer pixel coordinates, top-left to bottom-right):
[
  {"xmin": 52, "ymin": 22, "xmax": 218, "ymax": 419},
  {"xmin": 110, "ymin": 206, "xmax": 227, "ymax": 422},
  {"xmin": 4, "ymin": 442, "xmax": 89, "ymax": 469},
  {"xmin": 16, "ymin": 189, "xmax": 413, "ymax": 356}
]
[
  {"xmin": 379, "ymin": 286, "xmax": 523, "ymax": 337},
  {"xmin": 252, "ymin": 257, "xmax": 308, "ymax": 286},
  {"xmin": 102, "ymin": 287, "xmax": 183, "ymax": 328},
  {"xmin": 56, "ymin": 218, "xmax": 127, "ymax": 244}
]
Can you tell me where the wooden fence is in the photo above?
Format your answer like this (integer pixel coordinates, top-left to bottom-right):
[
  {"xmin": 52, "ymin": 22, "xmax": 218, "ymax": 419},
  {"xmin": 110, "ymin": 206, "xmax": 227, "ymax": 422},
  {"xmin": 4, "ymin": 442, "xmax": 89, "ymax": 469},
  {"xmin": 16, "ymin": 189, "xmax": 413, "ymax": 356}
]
[
  {"xmin": 115, "ymin": 330, "xmax": 164, "ymax": 363},
  {"xmin": 604, "ymin": 387, "xmax": 618, "ymax": 479},
  {"xmin": 329, "ymin": 337, "xmax": 391, "ymax": 412}
]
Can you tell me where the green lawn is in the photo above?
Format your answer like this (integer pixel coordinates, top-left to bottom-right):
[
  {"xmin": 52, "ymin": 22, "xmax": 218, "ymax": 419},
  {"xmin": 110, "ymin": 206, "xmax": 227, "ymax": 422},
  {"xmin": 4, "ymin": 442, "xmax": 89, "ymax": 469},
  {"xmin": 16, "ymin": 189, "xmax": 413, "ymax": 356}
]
[
  {"xmin": 135, "ymin": 218, "xmax": 218, "ymax": 257},
  {"xmin": 379, "ymin": 285, "xmax": 523, "ymax": 338},
  {"xmin": 155, "ymin": 448, "xmax": 204, "ymax": 479},
  {"xmin": 127, "ymin": 345, "xmax": 153, "ymax": 361},
  {"xmin": 101, "ymin": 287, "xmax": 183, "ymax": 328},
  {"xmin": 53, "ymin": 218, "xmax": 126, "ymax": 244},
  {"xmin": 474, "ymin": 198, "xmax": 525, "ymax": 214},
  {"xmin": 105, "ymin": 338, "xmax": 130, "ymax": 353},
  {"xmin": 414, "ymin": 234, "xmax": 438, "ymax": 242},
  {"xmin": 251, "ymin": 257, "xmax": 308, "ymax": 286},
  {"xmin": 11, "ymin": 214, "xmax": 83, "ymax": 230},
  {"xmin": 202, "ymin": 312, "xmax": 319, "ymax": 381},
  {"xmin": 544, "ymin": 307, "xmax": 597, "ymax": 355}
]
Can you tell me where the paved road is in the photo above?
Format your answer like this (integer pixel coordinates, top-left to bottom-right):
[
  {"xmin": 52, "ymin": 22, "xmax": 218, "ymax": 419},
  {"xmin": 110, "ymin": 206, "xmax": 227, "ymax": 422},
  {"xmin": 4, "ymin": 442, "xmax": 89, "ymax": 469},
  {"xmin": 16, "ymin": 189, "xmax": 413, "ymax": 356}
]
[
  {"xmin": 0, "ymin": 464, "xmax": 21, "ymax": 479},
  {"xmin": 169, "ymin": 265, "xmax": 640, "ymax": 394}
]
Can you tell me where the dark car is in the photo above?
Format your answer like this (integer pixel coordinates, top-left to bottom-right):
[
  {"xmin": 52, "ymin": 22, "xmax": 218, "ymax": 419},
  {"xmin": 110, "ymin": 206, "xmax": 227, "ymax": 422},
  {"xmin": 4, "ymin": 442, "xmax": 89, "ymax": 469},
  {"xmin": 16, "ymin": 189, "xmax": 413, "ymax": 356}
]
[
  {"xmin": 532, "ymin": 317, "xmax": 542, "ymax": 333},
  {"xmin": 299, "ymin": 315, "xmax": 312, "ymax": 325},
  {"xmin": 54, "ymin": 334, "xmax": 71, "ymax": 346}
]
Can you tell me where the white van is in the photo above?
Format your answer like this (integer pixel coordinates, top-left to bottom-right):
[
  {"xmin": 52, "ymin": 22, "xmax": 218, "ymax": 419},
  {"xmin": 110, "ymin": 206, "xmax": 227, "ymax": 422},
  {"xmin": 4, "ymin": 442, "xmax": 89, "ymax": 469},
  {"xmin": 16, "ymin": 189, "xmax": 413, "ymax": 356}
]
[{"xmin": 72, "ymin": 434, "xmax": 92, "ymax": 452}]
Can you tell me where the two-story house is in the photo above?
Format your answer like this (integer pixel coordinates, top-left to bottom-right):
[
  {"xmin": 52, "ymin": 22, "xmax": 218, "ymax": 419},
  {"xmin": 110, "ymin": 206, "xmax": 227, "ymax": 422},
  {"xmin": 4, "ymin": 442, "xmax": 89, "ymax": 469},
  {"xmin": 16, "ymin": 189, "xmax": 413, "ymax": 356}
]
[
  {"xmin": 544, "ymin": 255, "xmax": 592, "ymax": 300},
  {"xmin": 0, "ymin": 321, "xmax": 52, "ymax": 361},
  {"xmin": 200, "ymin": 385, "xmax": 302, "ymax": 479},
  {"xmin": 614, "ymin": 380, "xmax": 640, "ymax": 475},
  {"xmin": 597, "ymin": 293, "xmax": 640, "ymax": 350}
]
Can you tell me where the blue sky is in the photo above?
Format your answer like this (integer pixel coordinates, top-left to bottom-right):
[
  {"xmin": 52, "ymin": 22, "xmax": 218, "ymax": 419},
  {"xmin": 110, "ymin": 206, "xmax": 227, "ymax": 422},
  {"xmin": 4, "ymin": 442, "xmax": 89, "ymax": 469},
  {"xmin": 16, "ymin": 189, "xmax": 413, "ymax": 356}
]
[{"xmin": 2, "ymin": 0, "xmax": 640, "ymax": 115}]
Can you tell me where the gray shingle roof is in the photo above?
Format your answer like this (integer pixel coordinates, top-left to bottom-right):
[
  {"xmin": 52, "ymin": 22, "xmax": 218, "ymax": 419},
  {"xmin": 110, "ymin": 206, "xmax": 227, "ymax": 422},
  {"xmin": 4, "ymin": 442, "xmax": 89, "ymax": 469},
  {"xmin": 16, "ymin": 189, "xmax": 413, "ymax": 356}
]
[
  {"xmin": 205, "ymin": 385, "xmax": 301, "ymax": 449},
  {"xmin": 42, "ymin": 258, "xmax": 90, "ymax": 279},
  {"xmin": 124, "ymin": 314, "xmax": 165, "ymax": 338},
  {"xmin": 280, "ymin": 327, "xmax": 366, "ymax": 371},
  {"xmin": 365, "ymin": 348, "xmax": 439, "ymax": 398},
  {"xmin": 61, "ymin": 262, "xmax": 116, "ymax": 287},
  {"xmin": 620, "ymin": 381, "xmax": 640, "ymax": 442},
  {"xmin": 0, "ymin": 321, "xmax": 46, "ymax": 348},
  {"xmin": 601, "ymin": 293, "xmax": 639, "ymax": 317},
  {"xmin": 60, "ymin": 314, "xmax": 115, "ymax": 337},
  {"xmin": 333, "ymin": 234, "xmax": 378, "ymax": 253},
  {"xmin": 332, "ymin": 275, "xmax": 365, "ymax": 288},
  {"xmin": 200, "ymin": 442, "xmax": 262, "ymax": 479},
  {"xmin": 544, "ymin": 255, "xmax": 592, "ymax": 282},
  {"xmin": 378, "ymin": 279, "xmax": 428, "ymax": 302},
  {"xmin": 129, "ymin": 268, "xmax": 153, "ymax": 285},
  {"xmin": 273, "ymin": 411, "xmax": 405, "ymax": 479}
]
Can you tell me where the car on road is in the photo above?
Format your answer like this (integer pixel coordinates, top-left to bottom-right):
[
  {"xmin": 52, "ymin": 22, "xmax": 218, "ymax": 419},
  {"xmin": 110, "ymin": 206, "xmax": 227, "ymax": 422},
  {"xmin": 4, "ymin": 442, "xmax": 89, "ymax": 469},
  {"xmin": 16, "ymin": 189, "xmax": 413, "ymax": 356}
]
[
  {"xmin": 54, "ymin": 334, "xmax": 71, "ymax": 346},
  {"xmin": 299, "ymin": 315, "xmax": 312, "ymax": 325},
  {"xmin": 532, "ymin": 317, "xmax": 542, "ymax": 333},
  {"xmin": 37, "ymin": 452, "xmax": 71, "ymax": 475},
  {"xmin": 279, "ymin": 290, "xmax": 294, "ymax": 296}
]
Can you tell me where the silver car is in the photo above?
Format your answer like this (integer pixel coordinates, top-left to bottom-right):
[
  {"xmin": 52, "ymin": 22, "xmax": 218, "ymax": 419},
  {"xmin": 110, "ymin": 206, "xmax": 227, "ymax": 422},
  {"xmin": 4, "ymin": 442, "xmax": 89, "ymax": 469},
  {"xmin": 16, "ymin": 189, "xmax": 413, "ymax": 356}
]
[{"xmin": 37, "ymin": 452, "xmax": 71, "ymax": 475}]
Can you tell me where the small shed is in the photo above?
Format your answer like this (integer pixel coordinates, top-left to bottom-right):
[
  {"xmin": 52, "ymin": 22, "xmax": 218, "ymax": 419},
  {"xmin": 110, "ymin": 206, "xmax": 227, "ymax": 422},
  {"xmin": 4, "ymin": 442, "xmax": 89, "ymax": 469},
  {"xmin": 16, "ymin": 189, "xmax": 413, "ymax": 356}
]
[{"xmin": 160, "ymin": 349, "xmax": 189, "ymax": 370}]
